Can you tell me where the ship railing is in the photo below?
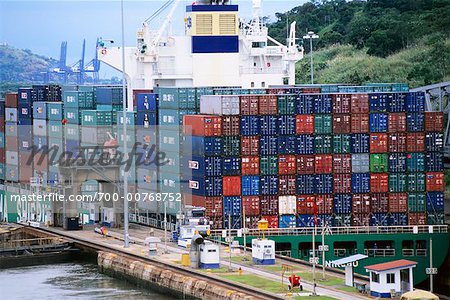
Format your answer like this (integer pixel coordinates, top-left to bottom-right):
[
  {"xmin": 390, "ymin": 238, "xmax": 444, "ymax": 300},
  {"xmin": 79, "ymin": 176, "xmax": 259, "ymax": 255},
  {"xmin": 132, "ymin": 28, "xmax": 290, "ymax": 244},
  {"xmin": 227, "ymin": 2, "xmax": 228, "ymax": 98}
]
[
  {"xmin": 416, "ymin": 249, "xmax": 427, "ymax": 256},
  {"xmin": 275, "ymin": 250, "xmax": 292, "ymax": 257},
  {"xmin": 364, "ymin": 248, "xmax": 396, "ymax": 257},
  {"xmin": 130, "ymin": 213, "xmax": 176, "ymax": 232},
  {"xmin": 402, "ymin": 249, "xmax": 414, "ymax": 256},
  {"xmin": 334, "ymin": 248, "xmax": 357, "ymax": 257}
]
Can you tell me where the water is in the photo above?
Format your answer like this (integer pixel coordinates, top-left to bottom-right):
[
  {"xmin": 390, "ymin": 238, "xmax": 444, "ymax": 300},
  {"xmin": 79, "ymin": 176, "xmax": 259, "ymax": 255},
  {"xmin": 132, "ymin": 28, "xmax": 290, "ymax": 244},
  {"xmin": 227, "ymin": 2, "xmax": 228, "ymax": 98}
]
[{"xmin": 0, "ymin": 263, "xmax": 176, "ymax": 300}]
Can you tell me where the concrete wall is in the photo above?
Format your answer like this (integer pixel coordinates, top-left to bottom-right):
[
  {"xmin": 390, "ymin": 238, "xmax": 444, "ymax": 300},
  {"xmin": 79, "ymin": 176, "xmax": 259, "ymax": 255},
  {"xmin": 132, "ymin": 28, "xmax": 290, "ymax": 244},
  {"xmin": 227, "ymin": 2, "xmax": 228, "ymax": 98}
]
[{"xmin": 97, "ymin": 251, "xmax": 254, "ymax": 300}]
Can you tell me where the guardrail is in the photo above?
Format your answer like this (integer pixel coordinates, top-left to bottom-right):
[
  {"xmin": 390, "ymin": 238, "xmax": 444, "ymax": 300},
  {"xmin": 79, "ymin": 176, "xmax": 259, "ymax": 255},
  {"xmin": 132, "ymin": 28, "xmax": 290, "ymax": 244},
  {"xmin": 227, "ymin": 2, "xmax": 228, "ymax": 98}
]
[{"xmin": 364, "ymin": 248, "xmax": 395, "ymax": 257}]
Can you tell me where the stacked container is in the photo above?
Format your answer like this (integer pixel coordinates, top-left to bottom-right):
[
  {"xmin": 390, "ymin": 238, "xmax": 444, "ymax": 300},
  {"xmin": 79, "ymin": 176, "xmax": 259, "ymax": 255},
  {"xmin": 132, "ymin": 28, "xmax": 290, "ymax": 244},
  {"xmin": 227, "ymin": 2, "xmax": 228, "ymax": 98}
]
[
  {"xmin": 0, "ymin": 98, "xmax": 6, "ymax": 180},
  {"xmin": 5, "ymin": 92, "xmax": 20, "ymax": 182}
]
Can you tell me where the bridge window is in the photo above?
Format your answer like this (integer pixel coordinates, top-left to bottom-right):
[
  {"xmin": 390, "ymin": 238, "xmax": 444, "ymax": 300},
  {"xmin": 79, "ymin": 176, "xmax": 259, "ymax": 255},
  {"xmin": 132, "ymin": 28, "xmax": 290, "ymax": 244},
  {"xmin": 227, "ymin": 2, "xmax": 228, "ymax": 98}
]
[{"xmin": 251, "ymin": 82, "xmax": 255, "ymax": 88}]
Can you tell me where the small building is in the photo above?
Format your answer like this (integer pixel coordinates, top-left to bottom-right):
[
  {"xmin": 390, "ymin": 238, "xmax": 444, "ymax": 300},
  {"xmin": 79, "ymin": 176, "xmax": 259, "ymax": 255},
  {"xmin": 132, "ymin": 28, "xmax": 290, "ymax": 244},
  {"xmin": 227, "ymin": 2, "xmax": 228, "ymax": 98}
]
[
  {"xmin": 199, "ymin": 241, "xmax": 220, "ymax": 269},
  {"xmin": 329, "ymin": 254, "xmax": 368, "ymax": 287},
  {"xmin": 365, "ymin": 259, "xmax": 417, "ymax": 298},
  {"xmin": 251, "ymin": 238, "xmax": 275, "ymax": 265}
]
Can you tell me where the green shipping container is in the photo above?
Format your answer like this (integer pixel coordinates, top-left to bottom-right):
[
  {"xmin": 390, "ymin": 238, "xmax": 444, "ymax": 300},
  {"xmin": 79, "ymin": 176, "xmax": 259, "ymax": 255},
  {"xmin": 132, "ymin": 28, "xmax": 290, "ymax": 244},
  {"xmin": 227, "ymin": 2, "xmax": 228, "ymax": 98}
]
[
  {"xmin": 370, "ymin": 154, "xmax": 388, "ymax": 172},
  {"xmin": 159, "ymin": 151, "xmax": 183, "ymax": 174},
  {"xmin": 407, "ymin": 173, "xmax": 426, "ymax": 192},
  {"xmin": 260, "ymin": 156, "xmax": 278, "ymax": 175},
  {"xmin": 47, "ymin": 103, "xmax": 64, "ymax": 121},
  {"xmin": 314, "ymin": 135, "xmax": 333, "ymax": 154},
  {"xmin": 407, "ymin": 152, "xmax": 425, "ymax": 172},
  {"xmin": 408, "ymin": 193, "xmax": 426, "ymax": 212},
  {"xmin": 63, "ymin": 91, "xmax": 95, "ymax": 109},
  {"xmin": 389, "ymin": 173, "xmax": 407, "ymax": 192},
  {"xmin": 81, "ymin": 110, "xmax": 113, "ymax": 126},
  {"xmin": 156, "ymin": 87, "xmax": 197, "ymax": 110},
  {"xmin": 159, "ymin": 129, "xmax": 183, "ymax": 153},
  {"xmin": 277, "ymin": 94, "xmax": 296, "ymax": 115},
  {"xmin": 64, "ymin": 124, "xmax": 80, "ymax": 140},
  {"xmin": 158, "ymin": 172, "xmax": 183, "ymax": 194},
  {"xmin": 65, "ymin": 108, "xmax": 82, "ymax": 124},
  {"xmin": 333, "ymin": 134, "xmax": 351, "ymax": 154},
  {"xmin": 314, "ymin": 114, "xmax": 332, "ymax": 134},
  {"xmin": 222, "ymin": 136, "xmax": 240, "ymax": 156}
]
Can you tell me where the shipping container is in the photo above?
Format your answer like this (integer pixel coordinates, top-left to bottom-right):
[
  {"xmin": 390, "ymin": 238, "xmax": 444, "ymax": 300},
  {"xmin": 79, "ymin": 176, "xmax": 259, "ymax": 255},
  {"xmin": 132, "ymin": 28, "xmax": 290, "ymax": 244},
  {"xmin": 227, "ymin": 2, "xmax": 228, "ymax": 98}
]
[
  {"xmin": 351, "ymin": 94, "xmax": 369, "ymax": 113},
  {"xmin": 314, "ymin": 134, "xmax": 332, "ymax": 154},
  {"xmin": 333, "ymin": 194, "xmax": 352, "ymax": 214},
  {"xmin": 241, "ymin": 136, "xmax": 259, "ymax": 156},
  {"xmin": 332, "ymin": 214, "xmax": 352, "ymax": 227},
  {"xmin": 370, "ymin": 213, "xmax": 389, "ymax": 226},
  {"xmin": 406, "ymin": 132, "xmax": 425, "ymax": 152},
  {"xmin": 406, "ymin": 92, "xmax": 425, "ymax": 112},
  {"xmin": 352, "ymin": 154, "xmax": 369, "ymax": 173},
  {"xmin": 352, "ymin": 173, "xmax": 370, "ymax": 193},
  {"xmin": 136, "ymin": 111, "xmax": 158, "ymax": 127},
  {"xmin": 263, "ymin": 215, "xmax": 279, "ymax": 228},
  {"xmin": 159, "ymin": 129, "xmax": 183, "ymax": 153},
  {"xmin": 406, "ymin": 113, "xmax": 424, "ymax": 132},
  {"xmin": 223, "ymin": 216, "xmax": 242, "ymax": 229},
  {"xmin": 425, "ymin": 132, "xmax": 443, "ymax": 152},
  {"xmin": 297, "ymin": 215, "xmax": 316, "ymax": 227},
  {"xmin": 330, "ymin": 134, "xmax": 350, "ymax": 154},
  {"xmin": 260, "ymin": 175, "xmax": 278, "ymax": 195},
  {"xmin": 279, "ymin": 215, "xmax": 297, "ymax": 228},
  {"xmin": 5, "ymin": 108, "xmax": 17, "ymax": 123},
  {"xmin": 389, "ymin": 213, "xmax": 408, "ymax": 226},
  {"xmin": 352, "ymin": 194, "xmax": 371, "ymax": 214},
  {"xmin": 297, "ymin": 195, "xmax": 315, "ymax": 214},
  {"xmin": 332, "ymin": 114, "xmax": 351, "ymax": 134},
  {"xmin": 278, "ymin": 155, "xmax": 296, "ymax": 175},
  {"xmin": 259, "ymin": 136, "xmax": 278, "ymax": 155},
  {"xmin": 315, "ymin": 174, "xmax": 333, "ymax": 194},
  {"xmin": 332, "ymin": 154, "xmax": 351, "ymax": 173},
  {"xmin": 351, "ymin": 134, "xmax": 369, "ymax": 153},
  {"xmin": 296, "ymin": 135, "xmax": 315, "ymax": 154},
  {"xmin": 332, "ymin": 94, "xmax": 351, "ymax": 113},
  {"xmin": 388, "ymin": 193, "xmax": 408, "ymax": 212},
  {"xmin": 260, "ymin": 196, "xmax": 278, "ymax": 215},
  {"xmin": 428, "ymin": 213, "xmax": 445, "ymax": 225},
  {"xmin": 241, "ymin": 156, "xmax": 259, "ymax": 175},
  {"xmin": 351, "ymin": 113, "xmax": 369, "ymax": 133},
  {"xmin": 187, "ymin": 176, "xmax": 222, "ymax": 197},
  {"xmin": 408, "ymin": 193, "xmax": 426, "ymax": 212},
  {"xmin": 223, "ymin": 196, "xmax": 241, "ymax": 216},
  {"xmin": 314, "ymin": 114, "xmax": 332, "ymax": 134},
  {"xmin": 408, "ymin": 213, "xmax": 427, "ymax": 225},
  {"xmin": 136, "ymin": 93, "xmax": 158, "ymax": 111},
  {"xmin": 33, "ymin": 102, "xmax": 47, "ymax": 119},
  {"xmin": 426, "ymin": 192, "xmax": 444, "ymax": 213},
  {"xmin": 240, "ymin": 116, "xmax": 259, "ymax": 136},
  {"xmin": 200, "ymin": 95, "xmax": 240, "ymax": 115},
  {"xmin": 407, "ymin": 173, "xmax": 425, "ymax": 192},
  {"xmin": 370, "ymin": 193, "xmax": 389, "ymax": 213},
  {"xmin": 278, "ymin": 115, "xmax": 296, "ymax": 135},
  {"xmin": 369, "ymin": 93, "xmax": 390, "ymax": 112},
  {"xmin": 222, "ymin": 116, "xmax": 240, "ymax": 136},
  {"xmin": 424, "ymin": 112, "xmax": 444, "ymax": 132},
  {"xmin": 47, "ymin": 103, "xmax": 64, "ymax": 121},
  {"xmin": 389, "ymin": 93, "xmax": 407, "ymax": 112},
  {"xmin": 388, "ymin": 153, "xmax": 407, "ymax": 173},
  {"xmin": 278, "ymin": 175, "xmax": 296, "ymax": 195},
  {"xmin": 296, "ymin": 94, "xmax": 314, "ymax": 114},
  {"xmin": 190, "ymin": 195, "xmax": 223, "ymax": 216},
  {"xmin": 370, "ymin": 173, "xmax": 389, "ymax": 193},
  {"xmin": 184, "ymin": 156, "xmax": 222, "ymax": 177},
  {"xmin": 136, "ymin": 168, "xmax": 158, "ymax": 191},
  {"xmin": 240, "ymin": 95, "xmax": 259, "ymax": 115},
  {"xmin": 33, "ymin": 119, "xmax": 47, "ymax": 137},
  {"xmin": 183, "ymin": 115, "xmax": 222, "ymax": 136},
  {"xmin": 389, "ymin": 173, "xmax": 407, "ymax": 192},
  {"xmin": 425, "ymin": 152, "xmax": 443, "ymax": 172},
  {"xmin": 258, "ymin": 95, "xmax": 278, "ymax": 115},
  {"xmin": 18, "ymin": 102, "xmax": 33, "ymax": 119},
  {"xmin": 222, "ymin": 157, "xmax": 241, "ymax": 176},
  {"xmin": 279, "ymin": 196, "xmax": 297, "ymax": 215},
  {"xmin": 313, "ymin": 94, "xmax": 332, "ymax": 114},
  {"xmin": 159, "ymin": 109, "xmax": 195, "ymax": 127},
  {"xmin": 277, "ymin": 94, "xmax": 296, "ymax": 115},
  {"xmin": 5, "ymin": 93, "xmax": 18, "ymax": 107},
  {"xmin": 314, "ymin": 154, "xmax": 332, "ymax": 174},
  {"xmin": 388, "ymin": 133, "xmax": 406, "ymax": 152},
  {"xmin": 370, "ymin": 133, "xmax": 388, "ymax": 153},
  {"xmin": 155, "ymin": 87, "xmax": 196, "ymax": 109},
  {"xmin": 370, "ymin": 153, "xmax": 388, "ymax": 172},
  {"xmin": 222, "ymin": 176, "xmax": 241, "ymax": 196},
  {"xmin": 296, "ymin": 155, "xmax": 314, "ymax": 174},
  {"xmin": 425, "ymin": 172, "xmax": 444, "ymax": 191},
  {"xmin": 184, "ymin": 136, "xmax": 221, "ymax": 156},
  {"xmin": 222, "ymin": 136, "xmax": 241, "ymax": 156},
  {"xmin": 277, "ymin": 136, "xmax": 297, "ymax": 154},
  {"xmin": 334, "ymin": 173, "xmax": 351, "ymax": 193},
  {"xmin": 295, "ymin": 115, "xmax": 314, "ymax": 134},
  {"xmin": 6, "ymin": 164, "xmax": 19, "ymax": 182},
  {"xmin": 81, "ymin": 110, "xmax": 114, "ymax": 126},
  {"xmin": 388, "ymin": 113, "xmax": 406, "ymax": 132},
  {"xmin": 63, "ymin": 90, "xmax": 95, "ymax": 109},
  {"xmin": 369, "ymin": 113, "xmax": 388, "ymax": 132},
  {"xmin": 259, "ymin": 115, "xmax": 278, "ymax": 135},
  {"xmin": 242, "ymin": 196, "xmax": 260, "ymax": 216}
]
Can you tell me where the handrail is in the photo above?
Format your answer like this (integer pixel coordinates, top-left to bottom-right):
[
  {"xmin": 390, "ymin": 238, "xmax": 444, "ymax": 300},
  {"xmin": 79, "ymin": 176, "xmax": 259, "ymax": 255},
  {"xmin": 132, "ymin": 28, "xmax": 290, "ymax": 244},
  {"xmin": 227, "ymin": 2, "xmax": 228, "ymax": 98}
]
[{"xmin": 364, "ymin": 248, "xmax": 395, "ymax": 257}]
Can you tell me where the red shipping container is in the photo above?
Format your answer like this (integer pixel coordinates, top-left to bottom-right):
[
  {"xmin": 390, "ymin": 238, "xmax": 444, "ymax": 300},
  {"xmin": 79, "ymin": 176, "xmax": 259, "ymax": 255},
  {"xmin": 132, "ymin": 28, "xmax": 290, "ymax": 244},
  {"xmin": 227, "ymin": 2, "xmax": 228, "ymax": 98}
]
[
  {"xmin": 334, "ymin": 174, "xmax": 351, "ymax": 193},
  {"xmin": 190, "ymin": 195, "xmax": 223, "ymax": 216},
  {"xmin": 351, "ymin": 94, "xmax": 369, "ymax": 113},
  {"xmin": 406, "ymin": 132, "xmax": 425, "ymax": 152},
  {"xmin": 278, "ymin": 175, "xmax": 296, "ymax": 195},
  {"xmin": 19, "ymin": 165, "xmax": 33, "ymax": 184},
  {"xmin": 333, "ymin": 114, "xmax": 351, "ymax": 134},
  {"xmin": 242, "ymin": 196, "xmax": 260, "ymax": 216},
  {"xmin": 241, "ymin": 136, "xmax": 259, "ymax": 156},
  {"xmin": 260, "ymin": 196, "xmax": 278, "ymax": 215},
  {"xmin": 388, "ymin": 133, "xmax": 406, "ymax": 153},
  {"xmin": 0, "ymin": 149, "xmax": 5, "ymax": 164},
  {"xmin": 370, "ymin": 193, "xmax": 389, "ymax": 213},
  {"xmin": 297, "ymin": 155, "xmax": 315, "ymax": 174},
  {"xmin": 425, "ymin": 112, "xmax": 444, "ymax": 132},
  {"xmin": 258, "ymin": 95, "xmax": 278, "ymax": 115},
  {"xmin": 315, "ymin": 154, "xmax": 333, "ymax": 173},
  {"xmin": 279, "ymin": 155, "xmax": 297, "ymax": 175},
  {"xmin": 297, "ymin": 195, "xmax": 315, "ymax": 214},
  {"xmin": 408, "ymin": 213, "xmax": 427, "ymax": 225},
  {"xmin": 370, "ymin": 133, "xmax": 388, "ymax": 153},
  {"xmin": 332, "ymin": 94, "xmax": 351, "ymax": 114},
  {"xmin": 262, "ymin": 215, "xmax": 279, "ymax": 228},
  {"xmin": 183, "ymin": 115, "xmax": 222, "ymax": 136},
  {"xmin": 296, "ymin": 115, "xmax": 314, "ymax": 134},
  {"xmin": 370, "ymin": 173, "xmax": 389, "ymax": 193},
  {"xmin": 5, "ymin": 93, "xmax": 18, "ymax": 108},
  {"xmin": 0, "ymin": 117, "xmax": 4, "ymax": 132},
  {"xmin": 351, "ymin": 113, "xmax": 369, "ymax": 133},
  {"xmin": 302, "ymin": 88, "xmax": 321, "ymax": 94},
  {"xmin": 388, "ymin": 193, "xmax": 408, "ymax": 212},
  {"xmin": 352, "ymin": 194, "xmax": 371, "ymax": 214},
  {"xmin": 222, "ymin": 116, "xmax": 240, "ymax": 136},
  {"xmin": 426, "ymin": 172, "xmax": 445, "ymax": 191},
  {"xmin": 352, "ymin": 213, "xmax": 370, "ymax": 226},
  {"xmin": 333, "ymin": 154, "xmax": 351, "ymax": 173},
  {"xmin": 240, "ymin": 95, "xmax": 259, "ymax": 115},
  {"xmin": 6, "ymin": 137, "xmax": 18, "ymax": 151},
  {"xmin": 388, "ymin": 113, "xmax": 406, "ymax": 132},
  {"xmin": 33, "ymin": 154, "xmax": 48, "ymax": 172},
  {"xmin": 19, "ymin": 151, "xmax": 33, "ymax": 167},
  {"xmin": 316, "ymin": 195, "xmax": 333, "ymax": 214},
  {"xmin": 241, "ymin": 156, "xmax": 259, "ymax": 175},
  {"xmin": 209, "ymin": 216, "xmax": 224, "ymax": 229},
  {"xmin": 222, "ymin": 176, "xmax": 242, "ymax": 196},
  {"xmin": 132, "ymin": 89, "xmax": 152, "ymax": 107}
]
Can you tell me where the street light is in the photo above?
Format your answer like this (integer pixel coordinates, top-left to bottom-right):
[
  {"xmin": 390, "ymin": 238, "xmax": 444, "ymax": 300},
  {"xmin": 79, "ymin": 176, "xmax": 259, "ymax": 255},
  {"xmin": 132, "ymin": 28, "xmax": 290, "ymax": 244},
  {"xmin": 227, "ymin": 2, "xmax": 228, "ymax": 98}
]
[{"xmin": 302, "ymin": 31, "xmax": 319, "ymax": 84}]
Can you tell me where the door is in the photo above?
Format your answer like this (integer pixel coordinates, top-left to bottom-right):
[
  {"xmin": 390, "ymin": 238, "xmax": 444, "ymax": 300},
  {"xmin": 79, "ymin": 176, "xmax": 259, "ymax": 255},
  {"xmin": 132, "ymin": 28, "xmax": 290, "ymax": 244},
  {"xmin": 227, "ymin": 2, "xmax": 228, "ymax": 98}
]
[{"xmin": 400, "ymin": 268, "xmax": 410, "ymax": 293}]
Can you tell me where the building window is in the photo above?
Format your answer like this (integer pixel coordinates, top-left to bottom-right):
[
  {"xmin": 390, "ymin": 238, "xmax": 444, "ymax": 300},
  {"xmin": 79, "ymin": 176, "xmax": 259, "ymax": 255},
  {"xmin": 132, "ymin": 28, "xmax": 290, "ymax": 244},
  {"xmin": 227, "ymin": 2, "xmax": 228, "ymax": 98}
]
[
  {"xmin": 387, "ymin": 273, "xmax": 395, "ymax": 284},
  {"xmin": 371, "ymin": 272, "xmax": 380, "ymax": 283},
  {"xmin": 262, "ymin": 82, "xmax": 266, "ymax": 87},
  {"xmin": 251, "ymin": 82, "xmax": 255, "ymax": 88}
]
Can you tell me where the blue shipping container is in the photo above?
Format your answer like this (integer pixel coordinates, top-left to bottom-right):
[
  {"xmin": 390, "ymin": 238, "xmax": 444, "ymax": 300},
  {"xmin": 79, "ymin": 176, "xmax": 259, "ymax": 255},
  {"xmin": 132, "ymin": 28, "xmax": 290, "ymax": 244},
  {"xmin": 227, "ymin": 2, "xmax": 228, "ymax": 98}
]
[
  {"xmin": 297, "ymin": 135, "xmax": 315, "ymax": 154},
  {"xmin": 278, "ymin": 136, "xmax": 297, "ymax": 154},
  {"xmin": 426, "ymin": 192, "xmax": 444, "ymax": 213},
  {"xmin": 33, "ymin": 136, "xmax": 47, "ymax": 150},
  {"xmin": 33, "ymin": 102, "xmax": 47, "ymax": 119},
  {"xmin": 223, "ymin": 216, "xmax": 242, "ymax": 229},
  {"xmin": 369, "ymin": 113, "xmax": 388, "ymax": 132},
  {"xmin": 333, "ymin": 194, "xmax": 352, "ymax": 214},
  {"xmin": 317, "ymin": 214, "xmax": 333, "ymax": 227},
  {"xmin": 240, "ymin": 116, "xmax": 259, "ymax": 136},
  {"xmin": 279, "ymin": 215, "xmax": 297, "ymax": 228},
  {"xmin": 137, "ymin": 111, "xmax": 158, "ymax": 127},
  {"xmin": 406, "ymin": 92, "xmax": 425, "ymax": 112},
  {"xmin": 184, "ymin": 136, "xmax": 222, "ymax": 156},
  {"xmin": 315, "ymin": 174, "xmax": 333, "ymax": 194},
  {"xmin": 222, "ymin": 157, "xmax": 241, "ymax": 176},
  {"xmin": 297, "ymin": 215, "xmax": 316, "ymax": 227},
  {"xmin": 369, "ymin": 93, "xmax": 390, "ymax": 112},
  {"xmin": 260, "ymin": 136, "xmax": 278, "ymax": 155},
  {"xmin": 278, "ymin": 115, "xmax": 296, "ymax": 135},
  {"xmin": 389, "ymin": 153, "xmax": 407, "ymax": 172},
  {"xmin": 223, "ymin": 196, "xmax": 241, "ymax": 216},
  {"xmin": 241, "ymin": 176, "xmax": 259, "ymax": 196},
  {"xmin": 185, "ymin": 156, "xmax": 222, "ymax": 177},
  {"xmin": 187, "ymin": 176, "xmax": 222, "ymax": 197},
  {"xmin": 406, "ymin": 153, "xmax": 425, "ymax": 172},
  {"xmin": 351, "ymin": 173, "xmax": 370, "ymax": 193},
  {"xmin": 296, "ymin": 95, "xmax": 314, "ymax": 114},
  {"xmin": 389, "ymin": 213, "xmax": 408, "ymax": 226},
  {"xmin": 18, "ymin": 102, "xmax": 33, "ymax": 119},
  {"xmin": 425, "ymin": 133, "xmax": 443, "ymax": 152},
  {"xmin": 313, "ymin": 94, "xmax": 332, "ymax": 114},
  {"xmin": 136, "ymin": 93, "xmax": 158, "ymax": 111},
  {"xmin": 351, "ymin": 134, "xmax": 369, "ymax": 153},
  {"xmin": 406, "ymin": 113, "xmax": 424, "ymax": 132},
  {"xmin": 370, "ymin": 213, "xmax": 389, "ymax": 226},
  {"xmin": 296, "ymin": 175, "xmax": 315, "ymax": 194},
  {"xmin": 260, "ymin": 175, "xmax": 278, "ymax": 195},
  {"xmin": 389, "ymin": 93, "xmax": 407, "ymax": 112},
  {"xmin": 96, "ymin": 87, "xmax": 123, "ymax": 105},
  {"xmin": 259, "ymin": 115, "xmax": 278, "ymax": 135},
  {"xmin": 426, "ymin": 152, "xmax": 444, "ymax": 172}
]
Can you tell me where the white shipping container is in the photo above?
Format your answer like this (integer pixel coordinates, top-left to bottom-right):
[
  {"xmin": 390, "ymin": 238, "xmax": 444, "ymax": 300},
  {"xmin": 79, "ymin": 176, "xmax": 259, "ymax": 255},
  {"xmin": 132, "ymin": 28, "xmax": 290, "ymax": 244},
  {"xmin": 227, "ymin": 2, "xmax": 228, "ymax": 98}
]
[
  {"xmin": 200, "ymin": 95, "xmax": 240, "ymax": 115},
  {"xmin": 33, "ymin": 119, "xmax": 48, "ymax": 136},
  {"xmin": 5, "ymin": 108, "xmax": 18, "ymax": 123},
  {"xmin": 6, "ymin": 151, "xmax": 19, "ymax": 166},
  {"xmin": 351, "ymin": 153, "xmax": 370, "ymax": 173},
  {"xmin": 278, "ymin": 195, "xmax": 297, "ymax": 215}
]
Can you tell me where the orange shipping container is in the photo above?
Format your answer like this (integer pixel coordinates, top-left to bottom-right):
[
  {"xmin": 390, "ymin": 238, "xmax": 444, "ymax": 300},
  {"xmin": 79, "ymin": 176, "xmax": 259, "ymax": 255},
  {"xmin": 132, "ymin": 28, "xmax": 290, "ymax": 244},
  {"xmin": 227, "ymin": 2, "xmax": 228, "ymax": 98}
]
[
  {"xmin": 426, "ymin": 172, "xmax": 445, "ymax": 191},
  {"xmin": 296, "ymin": 115, "xmax": 314, "ymax": 134}
]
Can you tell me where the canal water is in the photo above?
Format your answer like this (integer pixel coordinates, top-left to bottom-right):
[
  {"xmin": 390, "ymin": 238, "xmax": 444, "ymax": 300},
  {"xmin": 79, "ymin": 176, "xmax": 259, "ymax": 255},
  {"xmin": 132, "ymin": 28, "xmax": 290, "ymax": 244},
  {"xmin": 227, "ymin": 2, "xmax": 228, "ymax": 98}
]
[{"xmin": 0, "ymin": 263, "xmax": 176, "ymax": 299}]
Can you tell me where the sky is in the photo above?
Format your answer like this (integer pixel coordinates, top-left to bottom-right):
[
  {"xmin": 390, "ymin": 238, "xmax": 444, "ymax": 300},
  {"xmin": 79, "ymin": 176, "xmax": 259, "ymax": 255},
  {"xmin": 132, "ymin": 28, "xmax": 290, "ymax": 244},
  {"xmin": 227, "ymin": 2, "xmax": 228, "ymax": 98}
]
[{"xmin": 0, "ymin": 0, "xmax": 306, "ymax": 78}]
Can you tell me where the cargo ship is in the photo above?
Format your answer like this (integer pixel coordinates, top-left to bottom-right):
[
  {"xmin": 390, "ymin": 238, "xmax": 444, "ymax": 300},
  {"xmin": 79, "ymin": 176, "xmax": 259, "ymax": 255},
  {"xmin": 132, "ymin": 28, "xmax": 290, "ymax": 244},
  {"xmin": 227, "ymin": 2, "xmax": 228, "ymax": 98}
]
[{"xmin": 0, "ymin": 0, "xmax": 448, "ymax": 287}]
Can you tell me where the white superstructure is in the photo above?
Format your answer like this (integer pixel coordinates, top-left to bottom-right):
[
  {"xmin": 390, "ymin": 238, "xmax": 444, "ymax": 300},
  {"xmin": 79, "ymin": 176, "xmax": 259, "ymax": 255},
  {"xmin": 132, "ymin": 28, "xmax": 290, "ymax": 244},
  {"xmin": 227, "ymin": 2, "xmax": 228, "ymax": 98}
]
[{"xmin": 98, "ymin": 0, "xmax": 303, "ymax": 106}]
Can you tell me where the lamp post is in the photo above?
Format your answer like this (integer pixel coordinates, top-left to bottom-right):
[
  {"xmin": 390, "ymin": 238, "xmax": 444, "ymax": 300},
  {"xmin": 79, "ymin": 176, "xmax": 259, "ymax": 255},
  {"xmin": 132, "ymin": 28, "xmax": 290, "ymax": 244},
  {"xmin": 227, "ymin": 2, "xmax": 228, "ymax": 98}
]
[{"xmin": 302, "ymin": 31, "xmax": 319, "ymax": 84}]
